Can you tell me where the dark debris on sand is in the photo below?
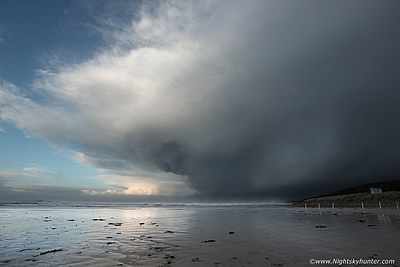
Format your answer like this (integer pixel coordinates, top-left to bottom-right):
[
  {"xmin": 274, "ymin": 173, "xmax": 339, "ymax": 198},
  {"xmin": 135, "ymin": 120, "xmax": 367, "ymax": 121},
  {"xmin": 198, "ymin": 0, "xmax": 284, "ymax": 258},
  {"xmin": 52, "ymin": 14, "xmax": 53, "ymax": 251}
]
[
  {"xmin": 37, "ymin": 248, "xmax": 63, "ymax": 256},
  {"xmin": 17, "ymin": 248, "xmax": 40, "ymax": 252},
  {"xmin": 163, "ymin": 254, "xmax": 175, "ymax": 259},
  {"xmin": 201, "ymin": 240, "xmax": 216, "ymax": 243},
  {"xmin": 108, "ymin": 222, "xmax": 122, "ymax": 226}
]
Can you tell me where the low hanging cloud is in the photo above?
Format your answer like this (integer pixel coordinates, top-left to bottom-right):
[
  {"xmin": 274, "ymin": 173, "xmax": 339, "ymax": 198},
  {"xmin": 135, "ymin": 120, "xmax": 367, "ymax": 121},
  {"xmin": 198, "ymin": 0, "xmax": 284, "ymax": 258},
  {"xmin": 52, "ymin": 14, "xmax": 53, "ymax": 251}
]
[
  {"xmin": 1, "ymin": 0, "xmax": 400, "ymax": 200},
  {"xmin": 84, "ymin": 173, "xmax": 195, "ymax": 196}
]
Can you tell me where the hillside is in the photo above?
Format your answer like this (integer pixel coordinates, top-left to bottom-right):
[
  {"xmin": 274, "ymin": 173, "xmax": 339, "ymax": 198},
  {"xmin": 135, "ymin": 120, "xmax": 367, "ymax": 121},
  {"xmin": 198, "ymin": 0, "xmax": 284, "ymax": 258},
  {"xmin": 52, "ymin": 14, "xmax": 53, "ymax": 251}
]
[
  {"xmin": 304, "ymin": 191, "xmax": 400, "ymax": 204},
  {"xmin": 307, "ymin": 179, "xmax": 400, "ymax": 200},
  {"xmin": 294, "ymin": 179, "xmax": 400, "ymax": 206}
]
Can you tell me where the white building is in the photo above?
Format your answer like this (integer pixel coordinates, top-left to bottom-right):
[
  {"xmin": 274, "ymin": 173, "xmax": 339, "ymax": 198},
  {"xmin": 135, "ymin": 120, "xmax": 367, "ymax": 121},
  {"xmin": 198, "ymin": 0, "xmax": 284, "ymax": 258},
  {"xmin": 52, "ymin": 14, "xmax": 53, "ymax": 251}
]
[{"xmin": 369, "ymin": 187, "xmax": 383, "ymax": 194}]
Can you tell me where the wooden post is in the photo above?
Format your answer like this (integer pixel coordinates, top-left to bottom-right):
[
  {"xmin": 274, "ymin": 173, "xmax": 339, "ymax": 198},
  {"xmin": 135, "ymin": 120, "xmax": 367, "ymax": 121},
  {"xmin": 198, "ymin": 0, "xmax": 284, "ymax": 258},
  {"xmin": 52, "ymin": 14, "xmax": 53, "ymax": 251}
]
[
  {"xmin": 361, "ymin": 202, "xmax": 364, "ymax": 210},
  {"xmin": 379, "ymin": 201, "xmax": 382, "ymax": 210}
]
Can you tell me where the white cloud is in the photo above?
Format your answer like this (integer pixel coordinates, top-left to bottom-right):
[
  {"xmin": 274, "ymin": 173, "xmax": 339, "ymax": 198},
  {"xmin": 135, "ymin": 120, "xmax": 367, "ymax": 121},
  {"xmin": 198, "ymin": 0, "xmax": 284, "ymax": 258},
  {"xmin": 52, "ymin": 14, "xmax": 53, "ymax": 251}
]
[
  {"xmin": 0, "ymin": 127, "xmax": 5, "ymax": 133},
  {"xmin": 82, "ymin": 189, "xmax": 119, "ymax": 195},
  {"xmin": 95, "ymin": 174, "xmax": 194, "ymax": 196},
  {"xmin": 4, "ymin": 183, "xmax": 88, "ymax": 194},
  {"xmin": 0, "ymin": 1, "xmax": 219, "ymax": 196},
  {"xmin": 23, "ymin": 167, "xmax": 57, "ymax": 175},
  {"xmin": 0, "ymin": 171, "xmax": 41, "ymax": 179}
]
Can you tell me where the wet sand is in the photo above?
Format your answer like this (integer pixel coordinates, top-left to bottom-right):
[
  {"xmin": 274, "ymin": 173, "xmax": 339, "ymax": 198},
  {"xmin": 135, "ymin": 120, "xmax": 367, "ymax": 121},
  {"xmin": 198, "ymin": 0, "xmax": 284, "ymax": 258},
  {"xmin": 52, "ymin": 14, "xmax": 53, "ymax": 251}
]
[{"xmin": 1, "ymin": 204, "xmax": 399, "ymax": 266}]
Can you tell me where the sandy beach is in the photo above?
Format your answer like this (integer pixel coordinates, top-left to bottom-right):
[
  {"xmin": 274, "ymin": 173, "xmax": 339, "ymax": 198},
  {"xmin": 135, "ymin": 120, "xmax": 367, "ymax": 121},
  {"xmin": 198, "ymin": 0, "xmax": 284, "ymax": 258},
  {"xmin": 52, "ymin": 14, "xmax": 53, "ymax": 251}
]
[{"xmin": 1, "ymin": 203, "xmax": 399, "ymax": 266}]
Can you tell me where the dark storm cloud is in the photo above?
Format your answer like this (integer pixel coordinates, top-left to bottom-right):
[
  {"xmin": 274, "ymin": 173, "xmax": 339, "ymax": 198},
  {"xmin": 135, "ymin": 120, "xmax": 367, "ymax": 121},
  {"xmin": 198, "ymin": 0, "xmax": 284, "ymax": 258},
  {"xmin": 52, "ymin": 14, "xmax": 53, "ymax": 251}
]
[
  {"xmin": 1, "ymin": 0, "xmax": 400, "ymax": 200},
  {"xmin": 138, "ymin": 0, "xmax": 400, "ymax": 199}
]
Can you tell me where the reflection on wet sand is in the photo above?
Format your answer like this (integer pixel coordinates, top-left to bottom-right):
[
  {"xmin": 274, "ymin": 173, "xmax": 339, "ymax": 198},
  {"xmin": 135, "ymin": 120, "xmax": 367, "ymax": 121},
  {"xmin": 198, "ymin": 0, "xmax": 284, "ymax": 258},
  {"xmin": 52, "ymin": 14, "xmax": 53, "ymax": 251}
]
[{"xmin": 0, "ymin": 205, "xmax": 399, "ymax": 266}]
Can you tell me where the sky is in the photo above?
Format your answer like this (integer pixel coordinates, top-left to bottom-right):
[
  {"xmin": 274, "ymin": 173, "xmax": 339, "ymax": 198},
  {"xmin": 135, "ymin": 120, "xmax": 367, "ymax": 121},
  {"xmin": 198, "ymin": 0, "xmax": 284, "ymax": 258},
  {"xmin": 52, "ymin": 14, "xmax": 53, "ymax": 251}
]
[{"xmin": 1, "ymin": 0, "xmax": 400, "ymax": 202}]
